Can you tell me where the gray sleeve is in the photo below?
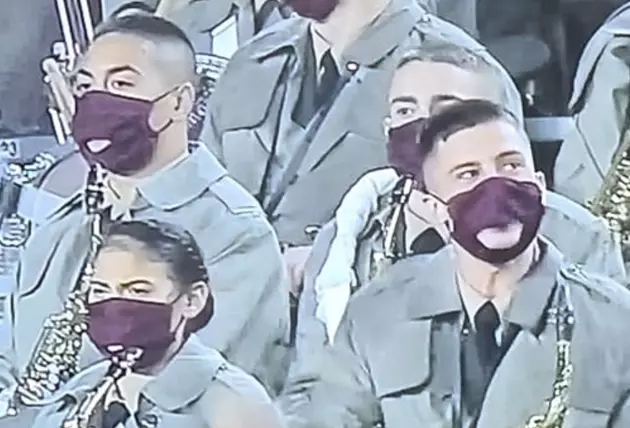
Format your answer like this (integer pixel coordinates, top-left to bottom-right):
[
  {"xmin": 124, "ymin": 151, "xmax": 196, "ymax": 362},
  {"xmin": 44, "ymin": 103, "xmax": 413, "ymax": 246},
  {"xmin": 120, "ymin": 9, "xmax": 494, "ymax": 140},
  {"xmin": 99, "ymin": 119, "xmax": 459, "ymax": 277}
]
[
  {"xmin": 0, "ymin": 263, "xmax": 22, "ymax": 392},
  {"xmin": 200, "ymin": 100, "xmax": 225, "ymax": 164},
  {"xmin": 280, "ymin": 316, "xmax": 381, "ymax": 428},
  {"xmin": 197, "ymin": 213, "xmax": 290, "ymax": 393}
]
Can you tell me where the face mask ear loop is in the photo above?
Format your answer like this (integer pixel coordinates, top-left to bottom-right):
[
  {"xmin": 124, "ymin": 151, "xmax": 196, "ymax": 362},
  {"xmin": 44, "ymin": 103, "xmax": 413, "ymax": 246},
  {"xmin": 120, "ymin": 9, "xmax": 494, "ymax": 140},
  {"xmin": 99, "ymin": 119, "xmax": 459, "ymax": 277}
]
[{"xmin": 149, "ymin": 86, "xmax": 181, "ymax": 133}]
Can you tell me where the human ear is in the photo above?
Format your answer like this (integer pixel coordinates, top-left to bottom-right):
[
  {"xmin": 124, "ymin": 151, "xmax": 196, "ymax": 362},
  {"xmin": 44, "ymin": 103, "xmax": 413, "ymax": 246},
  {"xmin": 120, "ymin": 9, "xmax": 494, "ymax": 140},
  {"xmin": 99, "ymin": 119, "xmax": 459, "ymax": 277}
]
[
  {"xmin": 182, "ymin": 281, "xmax": 209, "ymax": 320},
  {"xmin": 382, "ymin": 116, "xmax": 391, "ymax": 137},
  {"xmin": 172, "ymin": 82, "xmax": 196, "ymax": 121}
]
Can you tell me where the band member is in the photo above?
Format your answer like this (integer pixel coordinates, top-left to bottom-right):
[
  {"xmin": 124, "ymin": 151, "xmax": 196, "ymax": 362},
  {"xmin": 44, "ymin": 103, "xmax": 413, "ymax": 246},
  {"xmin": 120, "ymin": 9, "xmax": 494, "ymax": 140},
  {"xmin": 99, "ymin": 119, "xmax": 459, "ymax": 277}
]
[
  {"xmin": 0, "ymin": 14, "xmax": 289, "ymax": 397},
  {"xmin": 295, "ymin": 42, "xmax": 626, "ymax": 351},
  {"xmin": 282, "ymin": 99, "xmax": 630, "ymax": 428},
  {"xmin": 201, "ymin": 0, "xmax": 522, "ymax": 295},
  {"xmin": 101, "ymin": 0, "xmax": 289, "ymax": 55},
  {"xmin": 554, "ymin": 2, "xmax": 630, "ymax": 206},
  {"xmin": 18, "ymin": 219, "xmax": 283, "ymax": 428}
]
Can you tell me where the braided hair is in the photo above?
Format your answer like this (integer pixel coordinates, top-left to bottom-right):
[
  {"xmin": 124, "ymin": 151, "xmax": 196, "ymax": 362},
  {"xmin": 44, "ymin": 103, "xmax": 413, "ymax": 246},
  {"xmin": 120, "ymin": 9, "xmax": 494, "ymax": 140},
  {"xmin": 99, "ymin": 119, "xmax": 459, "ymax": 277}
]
[{"xmin": 101, "ymin": 219, "xmax": 213, "ymax": 333}]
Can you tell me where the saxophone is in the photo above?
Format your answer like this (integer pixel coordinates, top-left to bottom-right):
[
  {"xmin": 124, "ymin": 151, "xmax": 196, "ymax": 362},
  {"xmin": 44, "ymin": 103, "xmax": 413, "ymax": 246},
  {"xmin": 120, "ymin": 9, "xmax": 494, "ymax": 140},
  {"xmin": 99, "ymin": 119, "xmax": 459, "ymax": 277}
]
[
  {"xmin": 188, "ymin": 53, "xmax": 229, "ymax": 140},
  {"xmin": 370, "ymin": 174, "xmax": 415, "ymax": 279},
  {"xmin": 587, "ymin": 125, "xmax": 630, "ymax": 257},
  {"xmin": 5, "ymin": 164, "xmax": 105, "ymax": 415},
  {"xmin": 521, "ymin": 279, "xmax": 575, "ymax": 427},
  {"xmin": 60, "ymin": 348, "xmax": 143, "ymax": 428}
]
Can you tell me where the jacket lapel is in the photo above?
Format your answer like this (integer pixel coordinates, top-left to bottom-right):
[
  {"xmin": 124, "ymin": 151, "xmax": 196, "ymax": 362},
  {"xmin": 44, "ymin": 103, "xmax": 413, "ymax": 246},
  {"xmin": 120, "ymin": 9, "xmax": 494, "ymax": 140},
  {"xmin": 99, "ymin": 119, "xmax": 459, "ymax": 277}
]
[
  {"xmin": 477, "ymin": 327, "xmax": 556, "ymax": 428},
  {"xmin": 295, "ymin": 1, "xmax": 424, "ymax": 174},
  {"xmin": 477, "ymin": 242, "xmax": 564, "ymax": 428},
  {"xmin": 296, "ymin": 68, "xmax": 364, "ymax": 175}
]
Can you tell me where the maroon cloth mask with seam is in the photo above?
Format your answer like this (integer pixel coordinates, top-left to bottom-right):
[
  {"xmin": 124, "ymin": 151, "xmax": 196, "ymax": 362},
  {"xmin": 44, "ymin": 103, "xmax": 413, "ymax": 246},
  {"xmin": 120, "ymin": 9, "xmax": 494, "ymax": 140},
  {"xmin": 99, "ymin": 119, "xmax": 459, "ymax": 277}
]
[
  {"xmin": 72, "ymin": 91, "xmax": 170, "ymax": 176},
  {"xmin": 446, "ymin": 176, "xmax": 544, "ymax": 264},
  {"xmin": 283, "ymin": 0, "xmax": 341, "ymax": 21},
  {"xmin": 88, "ymin": 297, "xmax": 180, "ymax": 369}
]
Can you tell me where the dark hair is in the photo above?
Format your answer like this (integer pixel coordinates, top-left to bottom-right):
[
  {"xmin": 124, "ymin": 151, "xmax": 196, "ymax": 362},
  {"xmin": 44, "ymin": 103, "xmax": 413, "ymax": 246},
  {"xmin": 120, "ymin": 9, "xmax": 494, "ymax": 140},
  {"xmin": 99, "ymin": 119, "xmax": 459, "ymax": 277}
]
[
  {"xmin": 110, "ymin": 1, "xmax": 156, "ymax": 17},
  {"xmin": 389, "ymin": 98, "xmax": 523, "ymax": 188},
  {"xmin": 95, "ymin": 14, "xmax": 195, "ymax": 58},
  {"xmin": 102, "ymin": 219, "xmax": 213, "ymax": 333}
]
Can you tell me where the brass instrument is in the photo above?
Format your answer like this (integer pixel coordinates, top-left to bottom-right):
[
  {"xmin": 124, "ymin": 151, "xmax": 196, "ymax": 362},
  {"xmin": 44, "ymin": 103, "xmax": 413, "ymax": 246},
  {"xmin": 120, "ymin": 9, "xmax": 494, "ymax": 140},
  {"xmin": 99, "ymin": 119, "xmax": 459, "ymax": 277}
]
[
  {"xmin": 587, "ymin": 126, "xmax": 630, "ymax": 255},
  {"xmin": 61, "ymin": 348, "xmax": 142, "ymax": 428},
  {"xmin": 370, "ymin": 174, "xmax": 415, "ymax": 279},
  {"xmin": 44, "ymin": 0, "xmax": 95, "ymax": 146},
  {"xmin": 188, "ymin": 54, "xmax": 229, "ymax": 140},
  {"xmin": 522, "ymin": 279, "xmax": 575, "ymax": 427},
  {"xmin": 5, "ymin": 164, "xmax": 105, "ymax": 415}
]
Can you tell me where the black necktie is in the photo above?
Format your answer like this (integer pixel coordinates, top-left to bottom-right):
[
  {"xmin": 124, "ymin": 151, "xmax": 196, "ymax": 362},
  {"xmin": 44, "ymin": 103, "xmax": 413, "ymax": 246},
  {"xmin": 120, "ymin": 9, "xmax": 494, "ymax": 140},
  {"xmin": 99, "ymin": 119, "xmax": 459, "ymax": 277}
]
[
  {"xmin": 474, "ymin": 301, "xmax": 501, "ymax": 377},
  {"xmin": 315, "ymin": 50, "xmax": 340, "ymax": 109},
  {"xmin": 102, "ymin": 402, "xmax": 131, "ymax": 428}
]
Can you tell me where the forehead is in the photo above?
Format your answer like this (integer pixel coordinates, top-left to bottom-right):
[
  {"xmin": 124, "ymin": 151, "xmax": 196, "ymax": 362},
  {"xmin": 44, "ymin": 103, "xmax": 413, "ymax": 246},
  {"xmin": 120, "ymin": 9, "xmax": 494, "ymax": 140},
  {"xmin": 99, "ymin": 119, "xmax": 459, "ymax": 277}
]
[
  {"xmin": 389, "ymin": 61, "xmax": 500, "ymax": 111},
  {"xmin": 94, "ymin": 245, "xmax": 172, "ymax": 285},
  {"xmin": 429, "ymin": 120, "xmax": 529, "ymax": 169},
  {"xmin": 78, "ymin": 33, "xmax": 156, "ymax": 74}
]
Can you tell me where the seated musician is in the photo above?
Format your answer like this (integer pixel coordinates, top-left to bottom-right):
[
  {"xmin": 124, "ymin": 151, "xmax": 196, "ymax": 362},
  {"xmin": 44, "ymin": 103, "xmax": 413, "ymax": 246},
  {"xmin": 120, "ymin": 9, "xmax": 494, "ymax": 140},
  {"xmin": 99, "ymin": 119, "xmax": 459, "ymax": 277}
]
[
  {"xmin": 0, "ymin": 13, "xmax": 288, "ymax": 399},
  {"xmin": 554, "ymin": 2, "xmax": 630, "ymax": 206},
  {"xmin": 290, "ymin": 41, "xmax": 626, "ymax": 356},
  {"xmin": 27, "ymin": 219, "xmax": 284, "ymax": 428},
  {"xmin": 282, "ymin": 99, "xmax": 630, "ymax": 428}
]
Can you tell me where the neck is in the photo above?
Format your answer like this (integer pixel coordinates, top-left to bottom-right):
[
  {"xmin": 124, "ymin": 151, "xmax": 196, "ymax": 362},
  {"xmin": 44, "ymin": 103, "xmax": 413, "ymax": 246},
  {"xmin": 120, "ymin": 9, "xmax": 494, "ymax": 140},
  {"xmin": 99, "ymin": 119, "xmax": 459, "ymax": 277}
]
[
  {"xmin": 312, "ymin": 0, "xmax": 390, "ymax": 53},
  {"xmin": 454, "ymin": 240, "xmax": 539, "ymax": 300},
  {"xmin": 128, "ymin": 125, "xmax": 188, "ymax": 179}
]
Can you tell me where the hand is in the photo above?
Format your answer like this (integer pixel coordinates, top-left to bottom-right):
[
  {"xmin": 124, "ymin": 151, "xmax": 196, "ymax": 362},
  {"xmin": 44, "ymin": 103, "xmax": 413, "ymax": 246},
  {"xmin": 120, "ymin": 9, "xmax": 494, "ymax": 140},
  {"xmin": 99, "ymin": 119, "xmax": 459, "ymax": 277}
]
[
  {"xmin": 41, "ymin": 57, "xmax": 75, "ymax": 131},
  {"xmin": 283, "ymin": 245, "xmax": 312, "ymax": 297},
  {"xmin": 155, "ymin": 0, "xmax": 189, "ymax": 18}
]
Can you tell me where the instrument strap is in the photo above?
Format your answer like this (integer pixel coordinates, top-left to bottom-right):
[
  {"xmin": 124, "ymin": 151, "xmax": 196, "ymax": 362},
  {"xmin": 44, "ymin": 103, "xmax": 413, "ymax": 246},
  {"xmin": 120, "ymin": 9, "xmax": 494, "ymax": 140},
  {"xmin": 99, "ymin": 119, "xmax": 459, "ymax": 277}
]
[{"xmin": 263, "ymin": 66, "xmax": 358, "ymax": 219}]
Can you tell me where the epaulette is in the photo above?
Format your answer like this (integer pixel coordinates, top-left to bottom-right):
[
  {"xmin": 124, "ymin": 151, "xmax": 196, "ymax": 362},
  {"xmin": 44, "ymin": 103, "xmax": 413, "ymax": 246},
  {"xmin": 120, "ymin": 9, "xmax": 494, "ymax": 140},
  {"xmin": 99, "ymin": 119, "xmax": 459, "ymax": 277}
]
[
  {"xmin": 207, "ymin": 176, "xmax": 261, "ymax": 216},
  {"xmin": 559, "ymin": 263, "xmax": 630, "ymax": 305}
]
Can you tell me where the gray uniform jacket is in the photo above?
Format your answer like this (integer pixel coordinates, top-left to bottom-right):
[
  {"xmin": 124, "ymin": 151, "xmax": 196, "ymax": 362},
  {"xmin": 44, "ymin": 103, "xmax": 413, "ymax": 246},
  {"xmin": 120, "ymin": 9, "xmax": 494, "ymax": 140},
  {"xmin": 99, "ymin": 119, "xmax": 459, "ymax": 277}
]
[
  {"xmin": 0, "ymin": 336, "xmax": 280, "ymax": 428},
  {"xmin": 554, "ymin": 2, "xmax": 630, "ymax": 205},
  {"xmin": 202, "ymin": 0, "xmax": 521, "ymax": 246},
  {"xmin": 283, "ymin": 242, "xmax": 630, "ymax": 428},
  {"xmin": 0, "ymin": 144, "xmax": 290, "ymax": 396},
  {"xmin": 293, "ymin": 189, "xmax": 626, "ymax": 356}
]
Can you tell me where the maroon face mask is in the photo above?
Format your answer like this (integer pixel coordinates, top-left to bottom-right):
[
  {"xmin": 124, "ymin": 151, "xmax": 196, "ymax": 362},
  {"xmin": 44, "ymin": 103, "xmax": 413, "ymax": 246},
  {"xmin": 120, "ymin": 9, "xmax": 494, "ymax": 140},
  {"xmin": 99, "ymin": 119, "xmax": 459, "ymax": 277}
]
[
  {"xmin": 72, "ymin": 91, "xmax": 172, "ymax": 176},
  {"xmin": 446, "ymin": 176, "xmax": 544, "ymax": 264},
  {"xmin": 387, "ymin": 117, "xmax": 427, "ymax": 178},
  {"xmin": 88, "ymin": 297, "xmax": 181, "ymax": 369},
  {"xmin": 283, "ymin": 0, "xmax": 340, "ymax": 21}
]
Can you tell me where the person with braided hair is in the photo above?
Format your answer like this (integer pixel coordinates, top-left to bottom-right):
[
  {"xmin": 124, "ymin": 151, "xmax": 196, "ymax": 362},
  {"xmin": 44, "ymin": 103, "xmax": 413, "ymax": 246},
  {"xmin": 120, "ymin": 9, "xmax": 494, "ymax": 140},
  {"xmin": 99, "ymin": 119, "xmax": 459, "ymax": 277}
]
[{"xmin": 22, "ymin": 219, "xmax": 284, "ymax": 428}]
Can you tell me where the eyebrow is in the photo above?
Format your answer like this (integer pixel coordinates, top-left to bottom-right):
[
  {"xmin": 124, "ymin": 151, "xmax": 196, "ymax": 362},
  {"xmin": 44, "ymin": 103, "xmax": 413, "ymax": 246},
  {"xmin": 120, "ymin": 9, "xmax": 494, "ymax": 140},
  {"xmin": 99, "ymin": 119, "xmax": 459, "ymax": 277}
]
[
  {"xmin": 71, "ymin": 65, "xmax": 141, "ymax": 83},
  {"xmin": 120, "ymin": 279, "xmax": 154, "ymax": 289},
  {"xmin": 496, "ymin": 150, "xmax": 524, "ymax": 159},
  {"xmin": 448, "ymin": 161, "xmax": 479, "ymax": 175},
  {"xmin": 90, "ymin": 279, "xmax": 154, "ymax": 290},
  {"xmin": 390, "ymin": 95, "xmax": 418, "ymax": 104}
]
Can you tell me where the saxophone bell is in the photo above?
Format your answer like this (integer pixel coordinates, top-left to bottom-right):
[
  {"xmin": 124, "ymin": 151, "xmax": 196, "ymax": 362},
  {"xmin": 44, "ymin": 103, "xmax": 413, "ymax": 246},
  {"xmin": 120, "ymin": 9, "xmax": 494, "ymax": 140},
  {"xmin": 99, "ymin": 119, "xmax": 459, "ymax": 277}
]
[{"xmin": 5, "ymin": 165, "xmax": 106, "ymax": 416}]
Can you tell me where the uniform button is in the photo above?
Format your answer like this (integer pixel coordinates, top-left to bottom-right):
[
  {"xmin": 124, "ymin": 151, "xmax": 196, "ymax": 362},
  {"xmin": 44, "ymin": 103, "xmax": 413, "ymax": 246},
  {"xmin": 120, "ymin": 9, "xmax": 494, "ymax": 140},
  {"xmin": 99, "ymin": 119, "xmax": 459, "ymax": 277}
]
[{"xmin": 139, "ymin": 414, "xmax": 159, "ymax": 428}]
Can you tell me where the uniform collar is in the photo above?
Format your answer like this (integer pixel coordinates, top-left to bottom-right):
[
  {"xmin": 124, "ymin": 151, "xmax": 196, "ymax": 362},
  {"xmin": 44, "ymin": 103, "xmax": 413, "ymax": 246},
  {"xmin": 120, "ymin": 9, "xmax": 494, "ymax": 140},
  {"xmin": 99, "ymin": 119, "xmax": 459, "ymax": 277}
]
[
  {"xmin": 47, "ymin": 143, "xmax": 226, "ymax": 220},
  {"xmin": 404, "ymin": 239, "xmax": 563, "ymax": 333},
  {"xmin": 141, "ymin": 336, "xmax": 226, "ymax": 411},
  {"xmin": 133, "ymin": 143, "xmax": 225, "ymax": 210},
  {"xmin": 252, "ymin": 0, "xmax": 426, "ymax": 66},
  {"xmin": 48, "ymin": 337, "xmax": 225, "ymax": 412}
]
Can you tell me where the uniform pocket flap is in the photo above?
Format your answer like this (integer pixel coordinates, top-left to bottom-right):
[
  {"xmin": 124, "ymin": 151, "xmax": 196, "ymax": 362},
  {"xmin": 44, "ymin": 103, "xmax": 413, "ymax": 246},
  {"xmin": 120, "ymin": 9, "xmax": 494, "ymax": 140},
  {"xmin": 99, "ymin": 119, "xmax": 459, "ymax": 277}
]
[{"xmin": 368, "ymin": 321, "xmax": 431, "ymax": 398}]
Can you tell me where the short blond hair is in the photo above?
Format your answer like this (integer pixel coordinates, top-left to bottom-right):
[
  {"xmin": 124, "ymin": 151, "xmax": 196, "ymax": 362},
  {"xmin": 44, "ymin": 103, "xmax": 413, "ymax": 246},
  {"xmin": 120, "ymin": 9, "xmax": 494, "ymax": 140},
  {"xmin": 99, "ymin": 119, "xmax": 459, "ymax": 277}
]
[{"xmin": 396, "ymin": 41, "xmax": 510, "ymax": 111}]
